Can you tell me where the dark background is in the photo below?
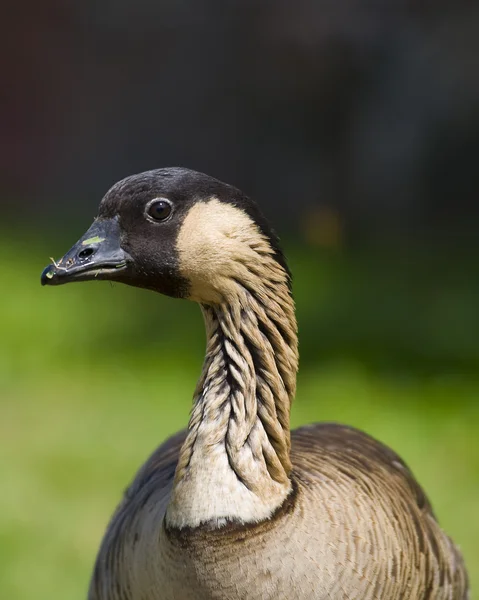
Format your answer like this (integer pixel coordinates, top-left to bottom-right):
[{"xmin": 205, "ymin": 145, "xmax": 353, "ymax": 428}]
[
  {"xmin": 4, "ymin": 1, "xmax": 479, "ymax": 237},
  {"xmin": 1, "ymin": 2, "xmax": 478, "ymax": 598}
]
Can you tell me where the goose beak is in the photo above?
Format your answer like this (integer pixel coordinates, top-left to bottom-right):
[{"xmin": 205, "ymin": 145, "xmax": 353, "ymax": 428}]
[{"xmin": 41, "ymin": 216, "xmax": 131, "ymax": 286}]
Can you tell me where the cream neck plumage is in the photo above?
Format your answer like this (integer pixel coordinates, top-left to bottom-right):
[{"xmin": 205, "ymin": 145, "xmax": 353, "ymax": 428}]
[{"xmin": 165, "ymin": 200, "xmax": 298, "ymax": 529}]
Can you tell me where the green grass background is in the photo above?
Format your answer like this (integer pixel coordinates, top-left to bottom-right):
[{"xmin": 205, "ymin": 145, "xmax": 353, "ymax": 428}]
[{"xmin": 1, "ymin": 234, "xmax": 478, "ymax": 598}]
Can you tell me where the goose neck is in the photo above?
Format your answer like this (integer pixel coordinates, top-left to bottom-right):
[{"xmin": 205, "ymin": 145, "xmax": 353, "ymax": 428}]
[{"xmin": 166, "ymin": 281, "xmax": 298, "ymax": 529}]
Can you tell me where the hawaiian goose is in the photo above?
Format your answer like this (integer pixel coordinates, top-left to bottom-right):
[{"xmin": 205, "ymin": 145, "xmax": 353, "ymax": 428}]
[{"xmin": 41, "ymin": 167, "xmax": 469, "ymax": 600}]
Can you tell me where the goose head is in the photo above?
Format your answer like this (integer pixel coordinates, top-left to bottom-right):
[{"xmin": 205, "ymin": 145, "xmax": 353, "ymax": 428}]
[{"xmin": 41, "ymin": 168, "xmax": 289, "ymax": 304}]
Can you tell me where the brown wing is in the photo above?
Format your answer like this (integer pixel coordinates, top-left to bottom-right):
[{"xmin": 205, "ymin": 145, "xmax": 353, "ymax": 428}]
[
  {"xmin": 291, "ymin": 422, "xmax": 469, "ymax": 599},
  {"xmin": 88, "ymin": 430, "xmax": 187, "ymax": 600},
  {"xmin": 123, "ymin": 429, "xmax": 187, "ymax": 503}
]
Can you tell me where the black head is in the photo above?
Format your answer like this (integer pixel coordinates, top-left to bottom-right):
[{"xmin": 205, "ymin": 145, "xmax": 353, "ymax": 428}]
[{"xmin": 41, "ymin": 168, "xmax": 290, "ymax": 302}]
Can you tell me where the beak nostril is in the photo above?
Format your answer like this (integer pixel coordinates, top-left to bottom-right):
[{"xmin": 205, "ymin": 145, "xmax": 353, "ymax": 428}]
[{"xmin": 78, "ymin": 247, "xmax": 95, "ymax": 260}]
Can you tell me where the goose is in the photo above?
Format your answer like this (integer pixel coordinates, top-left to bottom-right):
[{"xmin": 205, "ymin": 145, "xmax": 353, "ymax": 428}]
[{"xmin": 41, "ymin": 167, "xmax": 468, "ymax": 600}]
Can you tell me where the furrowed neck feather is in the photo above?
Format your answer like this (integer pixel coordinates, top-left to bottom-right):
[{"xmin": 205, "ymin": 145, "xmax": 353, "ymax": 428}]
[{"xmin": 166, "ymin": 255, "xmax": 298, "ymax": 529}]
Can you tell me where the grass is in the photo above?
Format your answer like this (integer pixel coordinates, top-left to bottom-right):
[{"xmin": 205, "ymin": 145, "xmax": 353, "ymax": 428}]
[{"xmin": 1, "ymin": 233, "xmax": 478, "ymax": 598}]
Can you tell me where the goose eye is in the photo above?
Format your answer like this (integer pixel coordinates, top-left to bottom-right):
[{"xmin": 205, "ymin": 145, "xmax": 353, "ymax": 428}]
[{"xmin": 146, "ymin": 199, "xmax": 172, "ymax": 222}]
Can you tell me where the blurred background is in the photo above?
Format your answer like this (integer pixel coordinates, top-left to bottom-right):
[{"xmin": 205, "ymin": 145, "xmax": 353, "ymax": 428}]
[{"xmin": 2, "ymin": 1, "xmax": 478, "ymax": 597}]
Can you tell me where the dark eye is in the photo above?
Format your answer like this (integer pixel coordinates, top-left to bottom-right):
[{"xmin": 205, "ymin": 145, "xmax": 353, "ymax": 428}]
[{"xmin": 146, "ymin": 199, "xmax": 172, "ymax": 222}]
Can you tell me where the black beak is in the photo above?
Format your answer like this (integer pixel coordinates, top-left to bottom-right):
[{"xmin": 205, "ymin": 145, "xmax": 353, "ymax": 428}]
[{"xmin": 41, "ymin": 217, "xmax": 131, "ymax": 286}]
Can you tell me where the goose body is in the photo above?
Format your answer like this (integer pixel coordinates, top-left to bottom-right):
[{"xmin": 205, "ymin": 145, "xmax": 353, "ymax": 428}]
[
  {"xmin": 88, "ymin": 425, "xmax": 467, "ymax": 600},
  {"xmin": 42, "ymin": 168, "xmax": 468, "ymax": 599}
]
